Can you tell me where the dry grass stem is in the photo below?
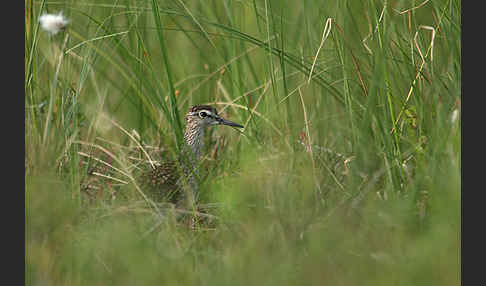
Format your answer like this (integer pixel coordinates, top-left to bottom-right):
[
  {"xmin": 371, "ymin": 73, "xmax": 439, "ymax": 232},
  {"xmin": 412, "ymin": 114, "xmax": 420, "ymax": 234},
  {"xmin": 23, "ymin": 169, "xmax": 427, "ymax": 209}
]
[
  {"xmin": 394, "ymin": 0, "xmax": 431, "ymax": 14},
  {"xmin": 362, "ymin": 0, "xmax": 387, "ymax": 54},
  {"xmin": 391, "ymin": 25, "xmax": 436, "ymax": 134},
  {"xmin": 308, "ymin": 18, "xmax": 332, "ymax": 84},
  {"xmin": 101, "ymin": 114, "xmax": 156, "ymax": 170}
]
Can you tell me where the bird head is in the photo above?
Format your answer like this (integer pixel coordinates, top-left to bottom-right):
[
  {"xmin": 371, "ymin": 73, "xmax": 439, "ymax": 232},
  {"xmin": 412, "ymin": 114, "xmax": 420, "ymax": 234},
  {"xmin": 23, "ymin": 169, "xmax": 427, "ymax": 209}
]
[{"xmin": 186, "ymin": 105, "xmax": 243, "ymax": 129}]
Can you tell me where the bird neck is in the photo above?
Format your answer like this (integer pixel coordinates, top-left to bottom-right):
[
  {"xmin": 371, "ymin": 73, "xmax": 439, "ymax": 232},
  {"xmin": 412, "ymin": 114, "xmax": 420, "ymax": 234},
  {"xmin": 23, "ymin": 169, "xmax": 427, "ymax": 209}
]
[
  {"xmin": 180, "ymin": 122, "xmax": 204, "ymax": 195},
  {"xmin": 182, "ymin": 122, "xmax": 204, "ymax": 163}
]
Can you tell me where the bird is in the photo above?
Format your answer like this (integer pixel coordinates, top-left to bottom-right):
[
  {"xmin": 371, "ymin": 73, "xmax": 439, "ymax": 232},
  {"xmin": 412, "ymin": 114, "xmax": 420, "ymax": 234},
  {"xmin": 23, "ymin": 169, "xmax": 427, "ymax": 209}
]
[{"xmin": 142, "ymin": 105, "xmax": 243, "ymax": 206}]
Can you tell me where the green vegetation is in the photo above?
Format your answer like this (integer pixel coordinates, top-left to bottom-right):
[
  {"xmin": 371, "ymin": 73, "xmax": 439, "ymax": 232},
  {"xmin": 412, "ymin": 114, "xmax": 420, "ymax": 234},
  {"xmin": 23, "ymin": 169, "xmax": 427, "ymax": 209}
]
[{"xmin": 26, "ymin": 0, "xmax": 460, "ymax": 285}]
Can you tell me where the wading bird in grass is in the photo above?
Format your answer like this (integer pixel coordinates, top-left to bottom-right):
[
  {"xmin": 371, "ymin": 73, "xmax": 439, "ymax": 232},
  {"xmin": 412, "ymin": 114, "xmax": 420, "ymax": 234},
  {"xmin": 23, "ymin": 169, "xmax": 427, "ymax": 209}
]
[{"xmin": 142, "ymin": 105, "xmax": 243, "ymax": 206}]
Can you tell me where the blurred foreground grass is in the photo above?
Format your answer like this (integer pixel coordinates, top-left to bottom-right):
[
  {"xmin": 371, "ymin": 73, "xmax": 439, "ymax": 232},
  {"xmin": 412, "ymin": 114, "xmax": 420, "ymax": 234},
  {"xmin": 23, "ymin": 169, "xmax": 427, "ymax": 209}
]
[{"xmin": 26, "ymin": 0, "xmax": 460, "ymax": 285}]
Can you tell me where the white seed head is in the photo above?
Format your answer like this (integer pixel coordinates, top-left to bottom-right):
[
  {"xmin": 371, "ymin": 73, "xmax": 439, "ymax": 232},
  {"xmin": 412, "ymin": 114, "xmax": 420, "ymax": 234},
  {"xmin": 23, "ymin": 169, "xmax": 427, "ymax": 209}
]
[
  {"xmin": 450, "ymin": 109, "xmax": 459, "ymax": 124},
  {"xmin": 39, "ymin": 12, "xmax": 69, "ymax": 35}
]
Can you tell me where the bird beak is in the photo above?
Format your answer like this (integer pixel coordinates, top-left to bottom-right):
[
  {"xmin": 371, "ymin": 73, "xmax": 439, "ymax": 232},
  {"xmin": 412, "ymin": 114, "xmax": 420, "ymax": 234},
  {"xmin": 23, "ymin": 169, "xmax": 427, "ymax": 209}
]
[{"xmin": 217, "ymin": 117, "xmax": 244, "ymax": 128}]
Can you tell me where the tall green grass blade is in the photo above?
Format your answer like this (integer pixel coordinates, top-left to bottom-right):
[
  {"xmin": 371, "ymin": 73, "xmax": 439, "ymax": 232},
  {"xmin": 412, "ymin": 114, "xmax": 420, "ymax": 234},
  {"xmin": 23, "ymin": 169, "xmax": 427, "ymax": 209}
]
[{"xmin": 151, "ymin": 0, "xmax": 183, "ymax": 147}]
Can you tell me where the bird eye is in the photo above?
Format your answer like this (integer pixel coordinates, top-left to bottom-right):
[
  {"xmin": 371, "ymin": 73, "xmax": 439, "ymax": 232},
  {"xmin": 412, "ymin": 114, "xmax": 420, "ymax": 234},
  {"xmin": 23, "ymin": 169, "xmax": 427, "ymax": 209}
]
[{"xmin": 199, "ymin": 111, "xmax": 207, "ymax": 118}]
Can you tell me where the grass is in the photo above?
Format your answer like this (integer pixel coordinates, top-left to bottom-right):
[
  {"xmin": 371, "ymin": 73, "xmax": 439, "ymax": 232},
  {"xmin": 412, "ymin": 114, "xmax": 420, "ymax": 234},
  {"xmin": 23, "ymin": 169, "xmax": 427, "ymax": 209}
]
[{"xmin": 26, "ymin": 0, "xmax": 461, "ymax": 285}]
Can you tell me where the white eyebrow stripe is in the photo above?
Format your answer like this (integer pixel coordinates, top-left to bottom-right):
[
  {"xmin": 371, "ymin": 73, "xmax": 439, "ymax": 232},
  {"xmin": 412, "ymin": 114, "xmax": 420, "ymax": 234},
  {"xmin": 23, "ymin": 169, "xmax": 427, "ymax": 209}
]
[{"xmin": 188, "ymin": 110, "xmax": 219, "ymax": 118}]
